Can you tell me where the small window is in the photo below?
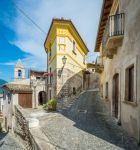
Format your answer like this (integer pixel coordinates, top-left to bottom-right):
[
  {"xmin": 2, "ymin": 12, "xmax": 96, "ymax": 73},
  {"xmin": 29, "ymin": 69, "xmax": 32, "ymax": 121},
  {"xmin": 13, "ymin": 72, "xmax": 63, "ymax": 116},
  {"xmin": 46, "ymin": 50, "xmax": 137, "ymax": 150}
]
[
  {"xmin": 8, "ymin": 93, "xmax": 11, "ymax": 104},
  {"xmin": 105, "ymin": 82, "xmax": 108, "ymax": 99},
  {"xmin": 49, "ymin": 90, "xmax": 51, "ymax": 100},
  {"xmin": 83, "ymin": 56, "xmax": 86, "ymax": 64},
  {"xmin": 73, "ymin": 41, "xmax": 76, "ymax": 52},
  {"xmin": 59, "ymin": 37, "xmax": 65, "ymax": 44},
  {"xmin": 49, "ymin": 44, "xmax": 52, "ymax": 58},
  {"xmin": 73, "ymin": 87, "xmax": 76, "ymax": 95},
  {"xmin": 49, "ymin": 51, "xmax": 51, "ymax": 58},
  {"xmin": 125, "ymin": 65, "xmax": 134, "ymax": 102},
  {"xmin": 50, "ymin": 68, "xmax": 52, "ymax": 84},
  {"xmin": 18, "ymin": 70, "xmax": 22, "ymax": 78}
]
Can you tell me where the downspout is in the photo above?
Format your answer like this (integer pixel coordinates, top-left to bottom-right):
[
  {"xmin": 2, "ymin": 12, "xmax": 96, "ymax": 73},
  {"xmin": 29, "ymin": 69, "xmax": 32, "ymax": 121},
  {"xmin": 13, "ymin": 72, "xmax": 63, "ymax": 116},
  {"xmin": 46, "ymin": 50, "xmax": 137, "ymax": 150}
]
[
  {"xmin": 118, "ymin": 69, "xmax": 121, "ymax": 125},
  {"xmin": 137, "ymin": 55, "xmax": 140, "ymax": 145}
]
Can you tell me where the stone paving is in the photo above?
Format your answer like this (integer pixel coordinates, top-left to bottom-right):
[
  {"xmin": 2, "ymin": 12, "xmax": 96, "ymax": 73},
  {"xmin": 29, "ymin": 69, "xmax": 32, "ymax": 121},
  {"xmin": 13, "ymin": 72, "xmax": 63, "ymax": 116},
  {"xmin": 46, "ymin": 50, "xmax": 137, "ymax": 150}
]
[
  {"xmin": 24, "ymin": 90, "xmax": 140, "ymax": 150},
  {"xmin": 0, "ymin": 131, "xmax": 25, "ymax": 150}
]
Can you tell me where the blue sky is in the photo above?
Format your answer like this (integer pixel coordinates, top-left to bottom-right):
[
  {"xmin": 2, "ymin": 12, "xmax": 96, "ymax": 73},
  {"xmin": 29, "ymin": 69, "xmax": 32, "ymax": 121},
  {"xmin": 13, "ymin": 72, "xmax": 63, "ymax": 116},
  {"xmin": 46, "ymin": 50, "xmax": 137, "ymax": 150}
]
[{"xmin": 0, "ymin": 0, "xmax": 102, "ymax": 82}]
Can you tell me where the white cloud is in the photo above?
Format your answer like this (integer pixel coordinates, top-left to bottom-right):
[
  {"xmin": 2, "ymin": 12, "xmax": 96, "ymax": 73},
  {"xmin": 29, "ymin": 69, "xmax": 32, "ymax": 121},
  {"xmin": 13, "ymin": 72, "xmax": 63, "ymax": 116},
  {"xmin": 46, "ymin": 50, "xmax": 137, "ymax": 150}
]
[
  {"xmin": 0, "ymin": 61, "xmax": 15, "ymax": 66},
  {"xmin": 9, "ymin": 0, "xmax": 102, "ymax": 68}
]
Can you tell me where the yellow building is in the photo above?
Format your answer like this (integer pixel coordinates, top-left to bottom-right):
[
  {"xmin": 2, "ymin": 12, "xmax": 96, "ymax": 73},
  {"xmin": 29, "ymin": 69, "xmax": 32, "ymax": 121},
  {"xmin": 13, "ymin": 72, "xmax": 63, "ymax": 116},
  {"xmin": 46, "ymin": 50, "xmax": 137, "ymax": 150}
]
[
  {"xmin": 94, "ymin": 0, "xmax": 140, "ymax": 141},
  {"xmin": 44, "ymin": 18, "xmax": 88, "ymax": 105}
]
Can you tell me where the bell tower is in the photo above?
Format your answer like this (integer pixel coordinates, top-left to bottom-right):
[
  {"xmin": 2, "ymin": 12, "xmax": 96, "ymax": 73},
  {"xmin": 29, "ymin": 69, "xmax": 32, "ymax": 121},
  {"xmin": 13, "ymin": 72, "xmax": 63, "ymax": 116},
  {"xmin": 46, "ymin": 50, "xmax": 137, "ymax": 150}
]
[{"xmin": 14, "ymin": 59, "xmax": 25, "ymax": 81}]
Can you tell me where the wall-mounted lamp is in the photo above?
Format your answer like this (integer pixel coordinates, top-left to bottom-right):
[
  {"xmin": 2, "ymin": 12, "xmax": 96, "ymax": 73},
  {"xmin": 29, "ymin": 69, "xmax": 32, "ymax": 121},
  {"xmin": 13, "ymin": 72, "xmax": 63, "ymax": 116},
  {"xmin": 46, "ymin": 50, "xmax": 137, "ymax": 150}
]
[{"xmin": 62, "ymin": 56, "xmax": 67, "ymax": 65}]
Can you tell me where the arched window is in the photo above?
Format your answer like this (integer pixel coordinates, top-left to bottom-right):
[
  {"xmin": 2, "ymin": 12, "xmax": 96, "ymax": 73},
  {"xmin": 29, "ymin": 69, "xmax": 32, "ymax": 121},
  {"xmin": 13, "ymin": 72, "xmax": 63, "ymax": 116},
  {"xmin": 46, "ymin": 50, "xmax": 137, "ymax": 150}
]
[{"xmin": 18, "ymin": 70, "xmax": 22, "ymax": 78}]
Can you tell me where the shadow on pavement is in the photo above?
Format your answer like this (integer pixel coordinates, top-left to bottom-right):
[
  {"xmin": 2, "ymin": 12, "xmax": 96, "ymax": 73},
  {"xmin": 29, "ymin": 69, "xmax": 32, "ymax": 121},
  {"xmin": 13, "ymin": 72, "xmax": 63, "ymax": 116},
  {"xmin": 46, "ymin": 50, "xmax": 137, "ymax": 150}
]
[
  {"xmin": 0, "ymin": 131, "xmax": 8, "ymax": 147},
  {"xmin": 60, "ymin": 91, "xmax": 140, "ymax": 150}
]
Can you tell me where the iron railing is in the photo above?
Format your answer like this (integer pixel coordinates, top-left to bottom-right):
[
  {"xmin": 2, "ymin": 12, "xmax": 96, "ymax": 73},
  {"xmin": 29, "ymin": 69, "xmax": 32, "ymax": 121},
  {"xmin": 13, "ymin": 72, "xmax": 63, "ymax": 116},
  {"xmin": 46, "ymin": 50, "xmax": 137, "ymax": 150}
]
[
  {"xmin": 102, "ymin": 13, "xmax": 125, "ymax": 56},
  {"xmin": 109, "ymin": 13, "xmax": 124, "ymax": 37}
]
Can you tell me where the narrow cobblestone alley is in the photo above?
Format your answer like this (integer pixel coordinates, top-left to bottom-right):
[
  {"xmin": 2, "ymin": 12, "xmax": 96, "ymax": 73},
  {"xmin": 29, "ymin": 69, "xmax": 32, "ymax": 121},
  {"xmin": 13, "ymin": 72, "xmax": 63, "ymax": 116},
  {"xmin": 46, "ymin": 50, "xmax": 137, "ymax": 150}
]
[{"xmin": 33, "ymin": 90, "xmax": 140, "ymax": 150}]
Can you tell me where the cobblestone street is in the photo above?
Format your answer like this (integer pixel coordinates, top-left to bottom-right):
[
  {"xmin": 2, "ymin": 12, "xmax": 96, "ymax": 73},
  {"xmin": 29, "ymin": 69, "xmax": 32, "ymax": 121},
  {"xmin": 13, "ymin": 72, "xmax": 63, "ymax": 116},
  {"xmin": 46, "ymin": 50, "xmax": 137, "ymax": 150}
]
[
  {"xmin": 25, "ymin": 90, "xmax": 140, "ymax": 150},
  {"xmin": 0, "ymin": 131, "xmax": 25, "ymax": 150}
]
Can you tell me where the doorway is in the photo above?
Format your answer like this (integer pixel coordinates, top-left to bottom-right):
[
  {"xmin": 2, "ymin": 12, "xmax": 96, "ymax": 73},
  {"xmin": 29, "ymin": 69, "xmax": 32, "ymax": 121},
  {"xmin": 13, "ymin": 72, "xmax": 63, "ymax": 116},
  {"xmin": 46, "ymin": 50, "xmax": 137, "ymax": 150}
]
[
  {"xmin": 113, "ymin": 73, "xmax": 119, "ymax": 118},
  {"xmin": 38, "ymin": 91, "xmax": 46, "ymax": 105}
]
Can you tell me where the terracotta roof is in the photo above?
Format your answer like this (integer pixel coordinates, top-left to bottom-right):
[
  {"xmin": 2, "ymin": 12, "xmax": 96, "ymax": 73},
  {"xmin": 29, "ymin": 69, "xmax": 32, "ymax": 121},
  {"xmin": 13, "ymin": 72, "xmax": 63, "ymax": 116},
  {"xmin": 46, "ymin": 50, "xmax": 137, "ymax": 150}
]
[
  {"xmin": 94, "ymin": 0, "xmax": 113, "ymax": 52},
  {"xmin": 29, "ymin": 69, "xmax": 47, "ymax": 77},
  {"xmin": 2, "ymin": 84, "xmax": 32, "ymax": 93},
  {"xmin": 44, "ymin": 18, "xmax": 89, "ymax": 54}
]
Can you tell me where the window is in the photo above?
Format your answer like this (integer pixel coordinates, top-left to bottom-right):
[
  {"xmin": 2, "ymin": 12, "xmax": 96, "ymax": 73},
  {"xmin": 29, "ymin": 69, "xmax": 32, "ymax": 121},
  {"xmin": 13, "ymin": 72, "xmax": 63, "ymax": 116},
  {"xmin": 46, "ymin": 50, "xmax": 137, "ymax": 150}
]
[
  {"xmin": 49, "ymin": 44, "xmax": 52, "ymax": 60},
  {"xmin": 8, "ymin": 93, "xmax": 11, "ymax": 104},
  {"xmin": 59, "ymin": 37, "xmax": 65, "ymax": 50},
  {"xmin": 73, "ymin": 40, "xmax": 76, "ymax": 53},
  {"xmin": 49, "ymin": 90, "xmax": 51, "ymax": 100},
  {"xmin": 73, "ymin": 87, "xmax": 76, "ymax": 95},
  {"xmin": 125, "ymin": 65, "xmax": 134, "ymax": 102},
  {"xmin": 83, "ymin": 56, "xmax": 86, "ymax": 64},
  {"xmin": 59, "ymin": 37, "xmax": 65, "ymax": 44},
  {"xmin": 18, "ymin": 70, "xmax": 22, "ymax": 78},
  {"xmin": 50, "ymin": 68, "xmax": 52, "ymax": 84},
  {"xmin": 105, "ymin": 82, "xmax": 108, "ymax": 99},
  {"xmin": 49, "ymin": 51, "xmax": 51, "ymax": 58},
  {"xmin": 49, "ymin": 44, "xmax": 52, "ymax": 58}
]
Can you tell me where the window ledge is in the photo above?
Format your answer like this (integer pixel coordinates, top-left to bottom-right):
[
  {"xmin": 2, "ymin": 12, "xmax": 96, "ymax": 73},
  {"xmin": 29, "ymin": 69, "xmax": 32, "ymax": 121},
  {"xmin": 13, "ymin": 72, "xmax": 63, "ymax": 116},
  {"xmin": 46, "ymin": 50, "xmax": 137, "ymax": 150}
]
[
  {"xmin": 58, "ymin": 44, "xmax": 66, "ymax": 46},
  {"xmin": 123, "ymin": 100, "xmax": 138, "ymax": 107},
  {"xmin": 72, "ymin": 50, "xmax": 77, "ymax": 55}
]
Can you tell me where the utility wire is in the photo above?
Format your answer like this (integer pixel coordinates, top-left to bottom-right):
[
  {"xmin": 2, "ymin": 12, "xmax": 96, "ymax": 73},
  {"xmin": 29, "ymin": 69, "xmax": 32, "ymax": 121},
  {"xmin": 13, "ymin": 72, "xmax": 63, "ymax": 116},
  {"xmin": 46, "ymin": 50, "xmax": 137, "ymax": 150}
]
[
  {"xmin": 11, "ymin": 1, "xmax": 47, "ymax": 35},
  {"xmin": 9, "ymin": 1, "xmax": 97, "ymax": 60}
]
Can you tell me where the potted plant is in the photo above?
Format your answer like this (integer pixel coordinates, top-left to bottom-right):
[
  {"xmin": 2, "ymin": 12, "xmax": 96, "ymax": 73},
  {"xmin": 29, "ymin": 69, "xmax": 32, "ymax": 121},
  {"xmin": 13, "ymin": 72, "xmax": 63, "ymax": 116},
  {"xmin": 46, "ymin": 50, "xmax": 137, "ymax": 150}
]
[{"xmin": 43, "ymin": 99, "xmax": 57, "ymax": 111}]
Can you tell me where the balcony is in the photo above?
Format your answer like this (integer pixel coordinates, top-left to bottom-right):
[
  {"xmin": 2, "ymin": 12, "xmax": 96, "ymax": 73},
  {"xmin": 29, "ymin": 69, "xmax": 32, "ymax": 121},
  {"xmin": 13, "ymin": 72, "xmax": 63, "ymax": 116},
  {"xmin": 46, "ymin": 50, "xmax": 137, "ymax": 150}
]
[
  {"xmin": 95, "ymin": 56, "xmax": 104, "ymax": 73},
  {"xmin": 106, "ymin": 13, "xmax": 125, "ymax": 52}
]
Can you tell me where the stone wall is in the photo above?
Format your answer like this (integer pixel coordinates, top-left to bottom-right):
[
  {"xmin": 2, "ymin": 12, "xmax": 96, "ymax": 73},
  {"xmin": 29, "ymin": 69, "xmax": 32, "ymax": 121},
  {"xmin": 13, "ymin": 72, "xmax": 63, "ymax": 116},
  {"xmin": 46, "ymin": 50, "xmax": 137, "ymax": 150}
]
[
  {"xmin": 83, "ymin": 71, "xmax": 100, "ymax": 90},
  {"xmin": 56, "ymin": 68, "xmax": 83, "ymax": 109},
  {"xmin": 14, "ymin": 105, "xmax": 39, "ymax": 150}
]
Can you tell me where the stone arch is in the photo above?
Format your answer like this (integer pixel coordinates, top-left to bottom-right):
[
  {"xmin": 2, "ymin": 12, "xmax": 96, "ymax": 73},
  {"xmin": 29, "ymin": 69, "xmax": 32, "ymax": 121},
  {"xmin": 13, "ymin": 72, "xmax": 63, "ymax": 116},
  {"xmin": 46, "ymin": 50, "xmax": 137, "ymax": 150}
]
[
  {"xmin": 38, "ymin": 91, "xmax": 46, "ymax": 105},
  {"xmin": 18, "ymin": 70, "xmax": 22, "ymax": 79}
]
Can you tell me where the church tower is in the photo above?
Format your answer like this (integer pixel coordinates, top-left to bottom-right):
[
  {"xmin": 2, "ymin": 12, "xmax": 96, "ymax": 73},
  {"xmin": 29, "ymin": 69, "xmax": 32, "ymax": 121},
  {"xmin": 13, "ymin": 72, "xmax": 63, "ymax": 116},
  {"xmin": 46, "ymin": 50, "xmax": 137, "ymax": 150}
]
[{"xmin": 14, "ymin": 59, "xmax": 25, "ymax": 81}]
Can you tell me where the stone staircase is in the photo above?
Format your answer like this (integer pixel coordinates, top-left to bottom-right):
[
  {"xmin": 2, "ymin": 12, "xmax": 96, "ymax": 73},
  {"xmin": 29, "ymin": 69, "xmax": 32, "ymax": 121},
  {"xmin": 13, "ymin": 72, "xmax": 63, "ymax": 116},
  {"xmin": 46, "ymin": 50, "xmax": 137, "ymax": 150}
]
[{"xmin": 58, "ymin": 71, "xmax": 100, "ymax": 111}]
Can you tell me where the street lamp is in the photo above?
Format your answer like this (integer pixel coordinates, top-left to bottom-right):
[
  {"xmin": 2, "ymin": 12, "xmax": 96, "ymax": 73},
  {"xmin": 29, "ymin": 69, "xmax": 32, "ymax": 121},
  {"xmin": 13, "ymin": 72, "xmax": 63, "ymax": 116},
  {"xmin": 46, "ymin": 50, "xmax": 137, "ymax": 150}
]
[{"xmin": 62, "ymin": 56, "xmax": 67, "ymax": 65}]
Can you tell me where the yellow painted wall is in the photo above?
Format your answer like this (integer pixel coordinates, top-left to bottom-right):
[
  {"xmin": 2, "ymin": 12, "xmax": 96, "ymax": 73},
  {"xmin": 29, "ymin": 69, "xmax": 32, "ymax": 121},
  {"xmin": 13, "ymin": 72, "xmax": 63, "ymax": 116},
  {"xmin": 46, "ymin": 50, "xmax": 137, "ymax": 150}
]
[
  {"xmin": 48, "ymin": 27, "xmax": 86, "ymax": 74},
  {"xmin": 48, "ymin": 38, "xmax": 57, "ymax": 72}
]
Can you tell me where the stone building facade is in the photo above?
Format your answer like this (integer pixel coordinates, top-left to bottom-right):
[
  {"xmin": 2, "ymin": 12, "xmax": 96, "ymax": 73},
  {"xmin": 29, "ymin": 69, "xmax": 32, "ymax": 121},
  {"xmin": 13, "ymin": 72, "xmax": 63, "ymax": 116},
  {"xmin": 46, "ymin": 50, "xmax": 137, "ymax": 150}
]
[
  {"xmin": 44, "ymin": 18, "xmax": 89, "ymax": 105},
  {"xmin": 94, "ymin": 0, "xmax": 140, "ymax": 142}
]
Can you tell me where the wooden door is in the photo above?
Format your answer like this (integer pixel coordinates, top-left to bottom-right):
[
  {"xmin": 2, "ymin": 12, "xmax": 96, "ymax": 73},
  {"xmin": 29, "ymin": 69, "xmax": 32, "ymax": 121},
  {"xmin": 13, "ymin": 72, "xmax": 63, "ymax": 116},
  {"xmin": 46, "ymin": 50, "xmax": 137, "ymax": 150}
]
[
  {"xmin": 18, "ymin": 93, "xmax": 32, "ymax": 108},
  {"xmin": 113, "ymin": 74, "xmax": 119, "ymax": 118}
]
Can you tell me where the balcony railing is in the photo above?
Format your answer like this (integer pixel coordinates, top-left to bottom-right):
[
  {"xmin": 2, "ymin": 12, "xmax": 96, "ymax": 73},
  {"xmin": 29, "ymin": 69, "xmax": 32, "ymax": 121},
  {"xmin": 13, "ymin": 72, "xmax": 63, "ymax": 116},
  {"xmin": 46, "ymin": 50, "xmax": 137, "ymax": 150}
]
[
  {"xmin": 102, "ymin": 13, "xmax": 125, "ymax": 57},
  {"xmin": 109, "ymin": 13, "xmax": 124, "ymax": 37},
  {"xmin": 95, "ymin": 56, "xmax": 104, "ymax": 73}
]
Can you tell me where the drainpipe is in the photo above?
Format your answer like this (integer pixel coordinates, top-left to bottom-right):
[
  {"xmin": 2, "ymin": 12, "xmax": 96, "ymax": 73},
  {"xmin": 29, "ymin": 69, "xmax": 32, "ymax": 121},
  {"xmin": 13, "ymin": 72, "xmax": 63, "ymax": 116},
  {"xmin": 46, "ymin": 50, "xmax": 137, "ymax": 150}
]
[
  {"xmin": 118, "ymin": 69, "xmax": 121, "ymax": 126},
  {"xmin": 138, "ymin": 56, "xmax": 140, "ymax": 145}
]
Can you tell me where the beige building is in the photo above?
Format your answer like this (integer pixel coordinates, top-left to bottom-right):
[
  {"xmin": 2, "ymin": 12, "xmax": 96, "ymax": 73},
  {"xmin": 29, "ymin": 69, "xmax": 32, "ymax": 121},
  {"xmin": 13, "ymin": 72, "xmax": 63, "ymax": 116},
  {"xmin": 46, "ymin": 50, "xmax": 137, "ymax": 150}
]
[
  {"xmin": 94, "ymin": 0, "xmax": 140, "ymax": 141},
  {"xmin": 44, "ymin": 18, "xmax": 89, "ymax": 106},
  {"xmin": 0, "ymin": 60, "xmax": 48, "ymax": 131}
]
